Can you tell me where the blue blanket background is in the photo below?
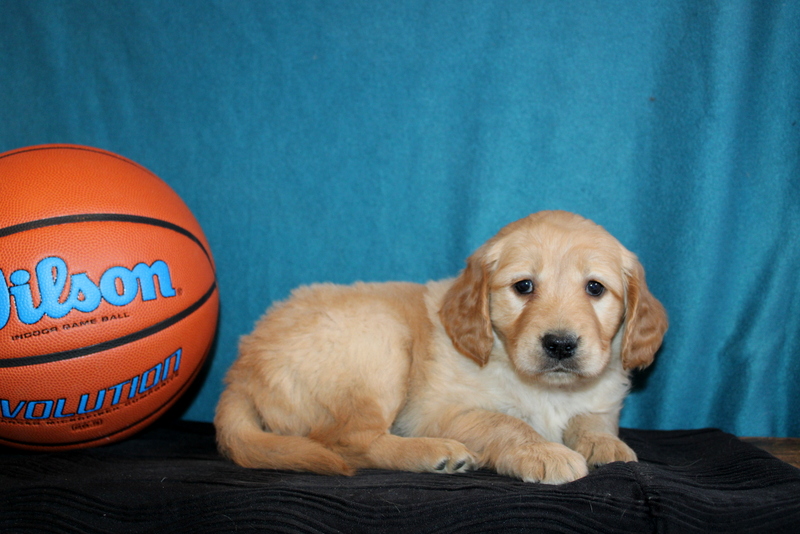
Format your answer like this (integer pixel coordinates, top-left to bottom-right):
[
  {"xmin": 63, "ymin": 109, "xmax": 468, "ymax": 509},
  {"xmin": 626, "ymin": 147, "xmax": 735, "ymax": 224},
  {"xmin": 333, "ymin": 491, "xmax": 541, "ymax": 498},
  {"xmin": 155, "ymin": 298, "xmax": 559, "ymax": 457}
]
[{"xmin": 1, "ymin": 1, "xmax": 798, "ymax": 437}]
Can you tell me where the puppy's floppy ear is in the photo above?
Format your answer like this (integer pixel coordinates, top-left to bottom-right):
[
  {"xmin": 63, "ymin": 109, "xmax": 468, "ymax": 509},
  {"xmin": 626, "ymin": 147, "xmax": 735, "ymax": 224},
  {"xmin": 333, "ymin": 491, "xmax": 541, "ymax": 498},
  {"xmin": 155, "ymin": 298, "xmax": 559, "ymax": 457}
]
[
  {"xmin": 439, "ymin": 249, "xmax": 494, "ymax": 366},
  {"xmin": 621, "ymin": 256, "xmax": 668, "ymax": 370}
]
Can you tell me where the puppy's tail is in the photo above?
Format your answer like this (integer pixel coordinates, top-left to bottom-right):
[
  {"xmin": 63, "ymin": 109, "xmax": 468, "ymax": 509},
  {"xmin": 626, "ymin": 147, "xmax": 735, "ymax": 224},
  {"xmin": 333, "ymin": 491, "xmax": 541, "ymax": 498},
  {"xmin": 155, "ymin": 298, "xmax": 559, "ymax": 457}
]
[{"xmin": 214, "ymin": 387, "xmax": 354, "ymax": 475}]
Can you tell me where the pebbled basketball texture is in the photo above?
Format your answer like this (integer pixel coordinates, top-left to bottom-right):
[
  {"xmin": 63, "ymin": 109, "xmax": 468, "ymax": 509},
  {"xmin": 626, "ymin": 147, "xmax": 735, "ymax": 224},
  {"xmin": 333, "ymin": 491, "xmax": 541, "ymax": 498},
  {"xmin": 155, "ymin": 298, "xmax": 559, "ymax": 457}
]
[{"xmin": 0, "ymin": 144, "xmax": 219, "ymax": 450}]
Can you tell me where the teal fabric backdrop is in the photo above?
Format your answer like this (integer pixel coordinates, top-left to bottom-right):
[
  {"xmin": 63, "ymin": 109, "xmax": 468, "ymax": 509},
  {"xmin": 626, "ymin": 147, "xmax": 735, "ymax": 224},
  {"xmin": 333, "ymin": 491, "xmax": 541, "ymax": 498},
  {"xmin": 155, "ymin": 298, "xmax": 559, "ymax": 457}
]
[{"xmin": 1, "ymin": 1, "xmax": 798, "ymax": 437}]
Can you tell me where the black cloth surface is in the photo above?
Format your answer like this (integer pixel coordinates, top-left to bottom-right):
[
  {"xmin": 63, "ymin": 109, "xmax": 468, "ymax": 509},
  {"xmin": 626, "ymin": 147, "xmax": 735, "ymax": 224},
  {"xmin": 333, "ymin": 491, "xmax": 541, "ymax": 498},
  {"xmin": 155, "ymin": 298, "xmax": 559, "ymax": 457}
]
[{"xmin": 1, "ymin": 422, "xmax": 799, "ymax": 533}]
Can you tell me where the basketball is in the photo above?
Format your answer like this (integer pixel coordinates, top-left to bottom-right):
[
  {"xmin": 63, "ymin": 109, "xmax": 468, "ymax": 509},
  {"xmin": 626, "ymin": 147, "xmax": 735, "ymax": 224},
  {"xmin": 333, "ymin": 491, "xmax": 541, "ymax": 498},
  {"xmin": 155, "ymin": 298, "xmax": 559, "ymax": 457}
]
[{"xmin": 0, "ymin": 144, "xmax": 219, "ymax": 450}]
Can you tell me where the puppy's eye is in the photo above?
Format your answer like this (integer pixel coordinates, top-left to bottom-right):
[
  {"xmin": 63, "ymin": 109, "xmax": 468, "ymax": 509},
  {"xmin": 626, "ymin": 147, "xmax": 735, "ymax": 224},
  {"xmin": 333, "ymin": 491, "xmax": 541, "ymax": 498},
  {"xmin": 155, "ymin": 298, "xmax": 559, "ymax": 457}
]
[
  {"xmin": 586, "ymin": 280, "xmax": 605, "ymax": 297},
  {"xmin": 513, "ymin": 280, "xmax": 535, "ymax": 295}
]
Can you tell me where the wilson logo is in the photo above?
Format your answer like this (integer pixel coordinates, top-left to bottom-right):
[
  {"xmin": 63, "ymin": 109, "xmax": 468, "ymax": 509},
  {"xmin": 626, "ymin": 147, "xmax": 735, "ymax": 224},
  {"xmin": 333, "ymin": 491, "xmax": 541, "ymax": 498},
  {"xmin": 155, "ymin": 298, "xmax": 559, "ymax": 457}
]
[{"xmin": 0, "ymin": 256, "xmax": 176, "ymax": 330}]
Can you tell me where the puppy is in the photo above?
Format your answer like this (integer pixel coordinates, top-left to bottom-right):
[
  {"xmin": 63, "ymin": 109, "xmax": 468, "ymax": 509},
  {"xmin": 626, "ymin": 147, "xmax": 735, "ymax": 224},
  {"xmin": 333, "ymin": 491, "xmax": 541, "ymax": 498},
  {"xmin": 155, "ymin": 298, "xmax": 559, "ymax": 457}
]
[{"xmin": 215, "ymin": 210, "xmax": 667, "ymax": 484}]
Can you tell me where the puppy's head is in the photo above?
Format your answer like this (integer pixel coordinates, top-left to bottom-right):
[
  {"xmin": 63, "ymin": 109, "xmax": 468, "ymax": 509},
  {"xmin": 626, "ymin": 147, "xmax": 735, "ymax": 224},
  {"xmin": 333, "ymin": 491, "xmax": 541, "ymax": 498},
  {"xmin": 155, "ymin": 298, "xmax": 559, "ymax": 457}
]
[{"xmin": 440, "ymin": 211, "xmax": 667, "ymax": 385}]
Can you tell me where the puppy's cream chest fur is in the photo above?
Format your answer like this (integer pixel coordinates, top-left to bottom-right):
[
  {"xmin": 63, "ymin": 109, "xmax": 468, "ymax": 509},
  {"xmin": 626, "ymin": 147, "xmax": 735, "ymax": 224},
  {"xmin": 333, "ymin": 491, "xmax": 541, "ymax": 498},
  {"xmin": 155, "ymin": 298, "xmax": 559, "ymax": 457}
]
[{"xmin": 398, "ymin": 337, "xmax": 630, "ymax": 444}]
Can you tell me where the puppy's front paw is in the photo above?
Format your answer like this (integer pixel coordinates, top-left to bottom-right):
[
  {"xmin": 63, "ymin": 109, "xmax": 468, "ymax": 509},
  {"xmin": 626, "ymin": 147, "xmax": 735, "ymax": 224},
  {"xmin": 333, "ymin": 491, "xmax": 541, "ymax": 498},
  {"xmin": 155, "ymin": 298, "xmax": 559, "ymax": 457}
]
[
  {"xmin": 573, "ymin": 433, "xmax": 637, "ymax": 467},
  {"xmin": 497, "ymin": 442, "xmax": 589, "ymax": 484}
]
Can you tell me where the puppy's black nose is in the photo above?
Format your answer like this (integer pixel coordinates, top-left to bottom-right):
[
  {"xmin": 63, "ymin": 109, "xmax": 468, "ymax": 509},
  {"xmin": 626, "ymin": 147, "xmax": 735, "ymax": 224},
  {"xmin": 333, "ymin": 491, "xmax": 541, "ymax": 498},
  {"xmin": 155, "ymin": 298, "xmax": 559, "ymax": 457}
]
[{"xmin": 542, "ymin": 333, "xmax": 579, "ymax": 360}]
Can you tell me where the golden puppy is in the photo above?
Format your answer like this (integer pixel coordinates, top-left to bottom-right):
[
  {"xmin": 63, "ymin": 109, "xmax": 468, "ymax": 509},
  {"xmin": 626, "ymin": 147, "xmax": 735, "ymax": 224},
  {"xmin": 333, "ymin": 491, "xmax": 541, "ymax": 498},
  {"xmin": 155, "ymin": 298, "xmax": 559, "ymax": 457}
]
[{"xmin": 215, "ymin": 211, "xmax": 668, "ymax": 484}]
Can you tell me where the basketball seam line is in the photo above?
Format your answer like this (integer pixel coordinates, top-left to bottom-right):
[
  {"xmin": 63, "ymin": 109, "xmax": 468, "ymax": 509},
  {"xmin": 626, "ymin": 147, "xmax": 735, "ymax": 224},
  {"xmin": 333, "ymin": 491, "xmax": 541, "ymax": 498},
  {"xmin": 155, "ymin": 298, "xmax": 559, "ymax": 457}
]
[
  {"xmin": 0, "ymin": 144, "xmax": 152, "ymax": 174},
  {"xmin": 0, "ymin": 213, "xmax": 213, "ymax": 265},
  {"xmin": 0, "ymin": 282, "xmax": 217, "ymax": 368}
]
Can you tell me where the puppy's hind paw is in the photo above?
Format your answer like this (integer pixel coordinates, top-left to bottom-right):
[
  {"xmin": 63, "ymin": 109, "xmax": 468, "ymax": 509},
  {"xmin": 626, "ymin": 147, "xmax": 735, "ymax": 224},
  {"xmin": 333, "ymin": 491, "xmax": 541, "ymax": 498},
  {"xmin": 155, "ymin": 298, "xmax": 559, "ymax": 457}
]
[
  {"xmin": 359, "ymin": 435, "xmax": 476, "ymax": 474},
  {"xmin": 429, "ymin": 439, "xmax": 476, "ymax": 474}
]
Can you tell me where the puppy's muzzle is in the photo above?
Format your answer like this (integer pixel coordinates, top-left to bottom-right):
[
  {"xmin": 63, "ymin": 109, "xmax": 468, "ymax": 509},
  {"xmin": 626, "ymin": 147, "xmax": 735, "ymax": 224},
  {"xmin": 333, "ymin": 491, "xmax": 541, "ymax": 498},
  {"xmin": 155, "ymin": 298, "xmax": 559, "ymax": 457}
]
[{"xmin": 542, "ymin": 332, "xmax": 580, "ymax": 361}]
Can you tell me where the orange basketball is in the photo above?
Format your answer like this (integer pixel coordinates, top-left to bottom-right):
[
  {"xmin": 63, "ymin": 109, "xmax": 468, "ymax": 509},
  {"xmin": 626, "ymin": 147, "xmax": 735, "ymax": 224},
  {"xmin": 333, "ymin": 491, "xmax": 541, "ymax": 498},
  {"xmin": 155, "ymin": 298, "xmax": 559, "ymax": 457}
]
[{"xmin": 0, "ymin": 144, "xmax": 219, "ymax": 450}]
